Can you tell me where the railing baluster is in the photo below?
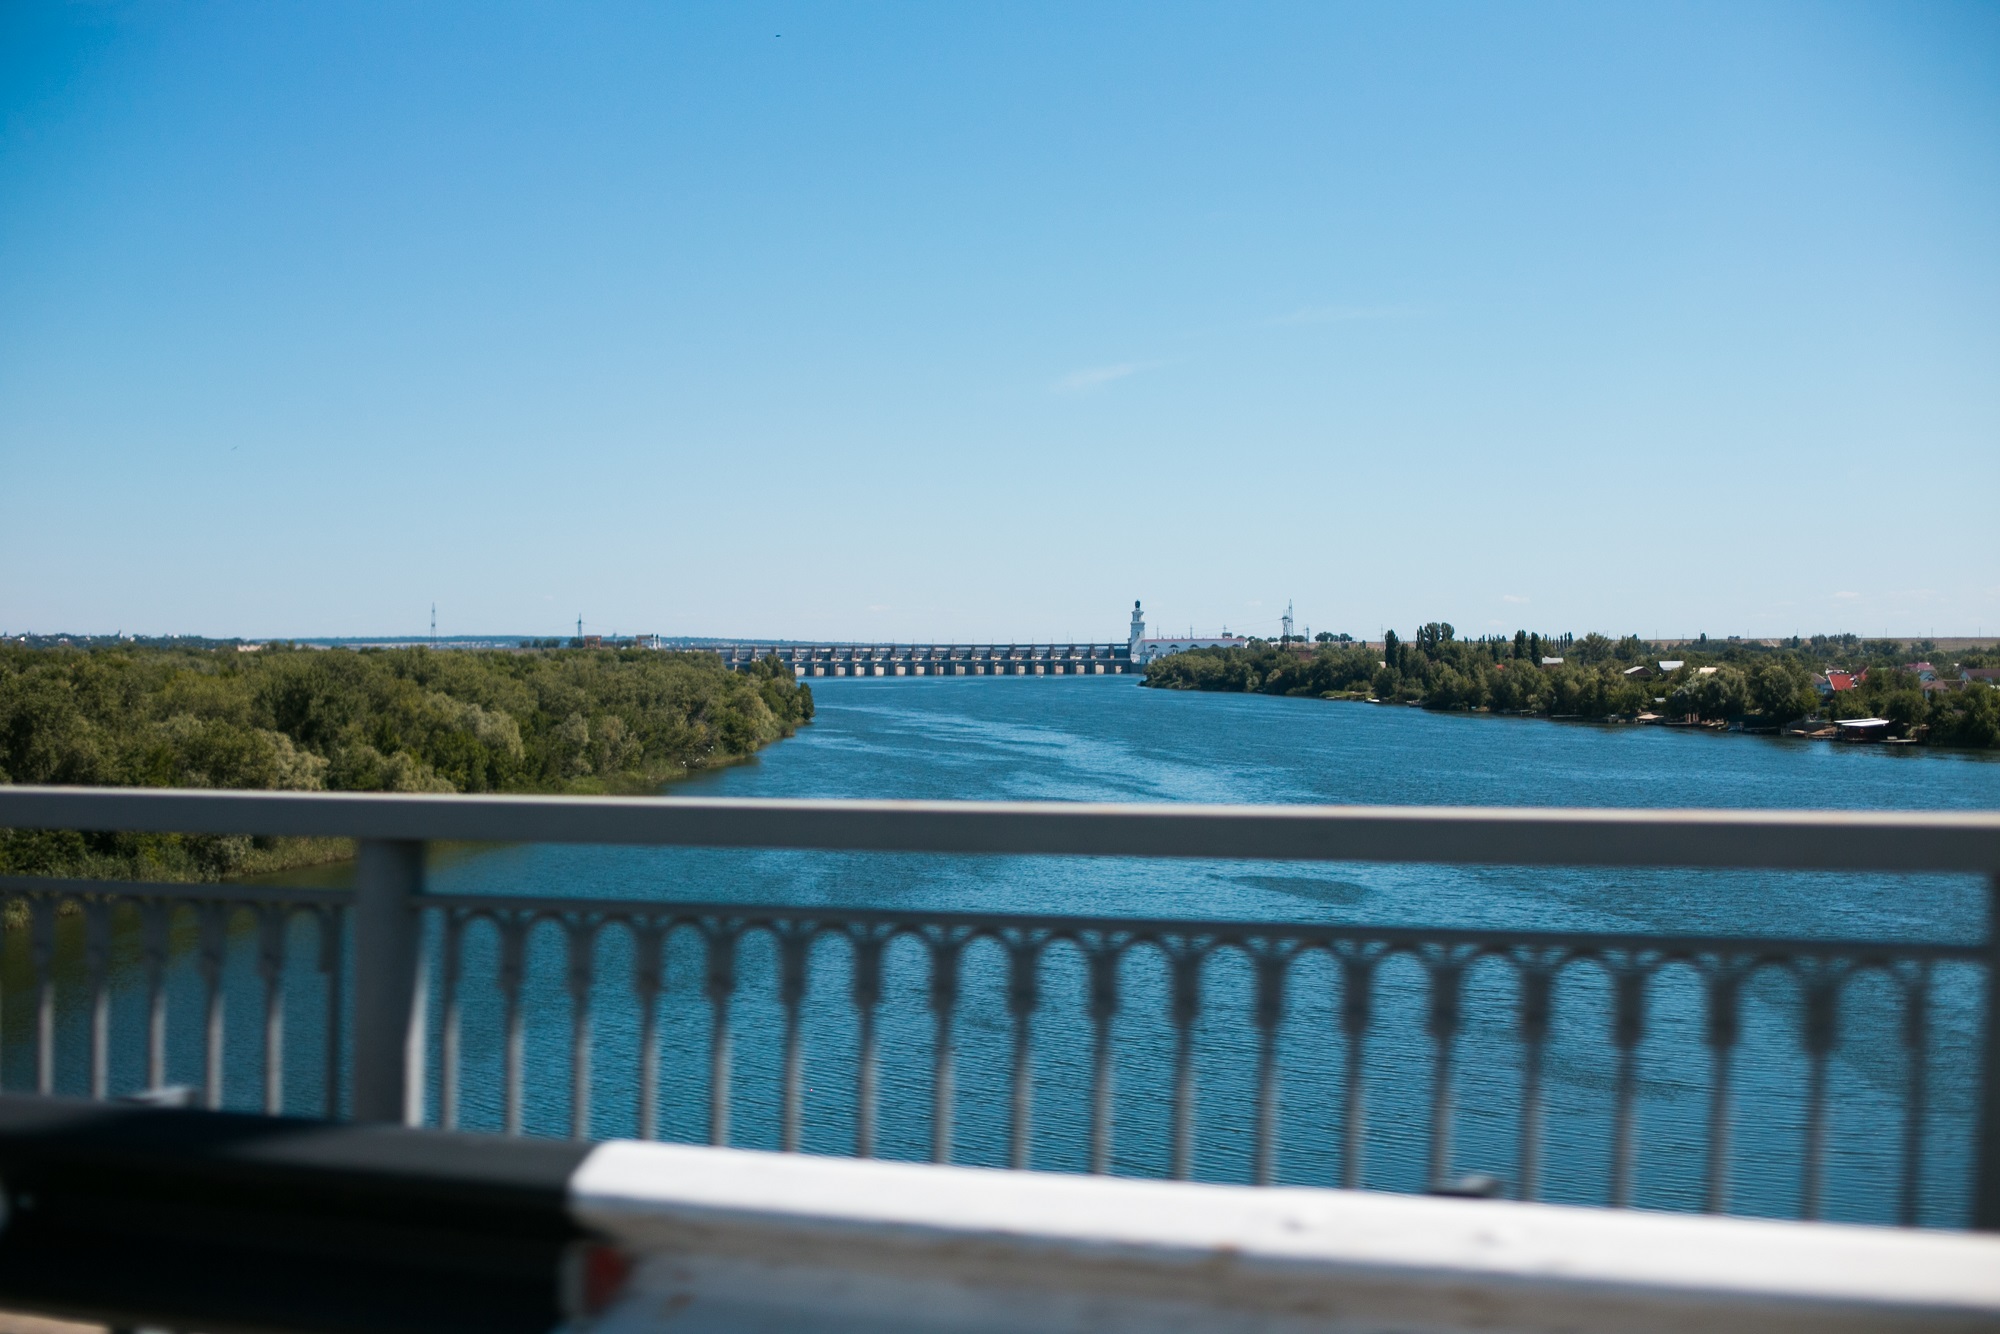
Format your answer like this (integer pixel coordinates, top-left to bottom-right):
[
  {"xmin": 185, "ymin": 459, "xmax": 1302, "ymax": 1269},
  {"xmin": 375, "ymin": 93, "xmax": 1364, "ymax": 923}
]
[
  {"xmin": 1338, "ymin": 954, "xmax": 1374, "ymax": 1190},
  {"xmin": 258, "ymin": 906, "xmax": 287, "ymax": 1115},
  {"xmin": 1425, "ymin": 952, "xmax": 1465, "ymax": 1193},
  {"xmin": 200, "ymin": 902, "xmax": 227, "ymax": 1110},
  {"xmin": 1975, "ymin": 872, "xmax": 2000, "ymax": 1232},
  {"xmin": 1900, "ymin": 963, "xmax": 1930, "ymax": 1227},
  {"xmin": 778, "ymin": 928, "xmax": 812, "ymax": 1153},
  {"xmin": 705, "ymin": 925, "xmax": 738, "ymax": 1148},
  {"xmin": 1087, "ymin": 941, "xmax": 1120, "ymax": 1175},
  {"xmin": 1800, "ymin": 968, "xmax": 1841, "ymax": 1221},
  {"xmin": 1609, "ymin": 962, "xmax": 1649, "ymax": 1208},
  {"xmin": 1251, "ymin": 949, "xmax": 1287, "ymax": 1187},
  {"xmin": 143, "ymin": 901, "xmax": 170, "ymax": 1092},
  {"xmin": 1006, "ymin": 936, "xmax": 1041, "ymax": 1171},
  {"xmin": 351, "ymin": 839, "xmax": 426, "ymax": 1126},
  {"xmin": 32, "ymin": 897, "xmax": 55, "ymax": 1096},
  {"xmin": 498, "ymin": 915, "xmax": 529, "ymax": 1135},
  {"xmin": 851, "ymin": 930, "xmax": 885, "ymax": 1159},
  {"xmin": 567, "ymin": 918, "xmax": 597, "ymax": 1141},
  {"xmin": 1703, "ymin": 963, "xmax": 1742, "ymax": 1214},
  {"xmin": 1516, "ymin": 959, "xmax": 1554, "ymax": 1202},
  {"xmin": 319, "ymin": 905, "xmax": 345, "ymax": 1120},
  {"xmin": 439, "ymin": 913, "xmax": 465, "ymax": 1131},
  {"xmin": 84, "ymin": 899, "xmax": 111, "ymax": 1101},
  {"xmin": 1168, "ymin": 947, "xmax": 1203, "ymax": 1181},
  {"xmin": 633, "ymin": 921, "xmax": 665, "ymax": 1142},
  {"xmin": 928, "ymin": 935, "xmax": 962, "ymax": 1165}
]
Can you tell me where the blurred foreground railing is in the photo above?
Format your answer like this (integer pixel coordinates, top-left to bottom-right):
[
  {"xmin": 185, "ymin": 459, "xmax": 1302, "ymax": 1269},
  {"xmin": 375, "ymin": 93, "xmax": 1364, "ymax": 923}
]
[
  {"xmin": 8, "ymin": 1097, "xmax": 1999, "ymax": 1334},
  {"xmin": 1, "ymin": 787, "xmax": 1996, "ymax": 1230}
]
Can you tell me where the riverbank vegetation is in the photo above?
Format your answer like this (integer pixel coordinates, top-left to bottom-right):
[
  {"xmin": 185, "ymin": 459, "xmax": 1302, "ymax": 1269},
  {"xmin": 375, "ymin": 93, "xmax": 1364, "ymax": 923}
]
[
  {"xmin": 1143, "ymin": 627, "xmax": 2000, "ymax": 750},
  {"xmin": 0, "ymin": 643, "xmax": 813, "ymax": 879}
]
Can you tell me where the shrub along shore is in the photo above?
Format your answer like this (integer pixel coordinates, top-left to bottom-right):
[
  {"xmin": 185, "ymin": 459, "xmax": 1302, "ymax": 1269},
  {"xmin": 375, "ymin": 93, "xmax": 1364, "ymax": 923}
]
[
  {"xmin": 1141, "ymin": 626, "xmax": 2000, "ymax": 750},
  {"xmin": 0, "ymin": 643, "xmax": 813, "ymax": 881}
]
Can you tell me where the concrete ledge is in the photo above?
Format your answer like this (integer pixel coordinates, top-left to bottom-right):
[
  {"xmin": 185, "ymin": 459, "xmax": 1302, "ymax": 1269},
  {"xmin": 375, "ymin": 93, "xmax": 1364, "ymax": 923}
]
[{"xmin": 571, "ymin": 1143, "xmax": 2000, "ymax": 1333}]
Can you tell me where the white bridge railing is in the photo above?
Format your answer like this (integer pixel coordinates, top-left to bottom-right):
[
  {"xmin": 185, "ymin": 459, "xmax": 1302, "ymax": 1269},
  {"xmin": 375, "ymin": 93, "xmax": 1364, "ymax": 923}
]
[{"xmin": 0, "ymin": 786, "xmax": 1996, "ymax": 1230}]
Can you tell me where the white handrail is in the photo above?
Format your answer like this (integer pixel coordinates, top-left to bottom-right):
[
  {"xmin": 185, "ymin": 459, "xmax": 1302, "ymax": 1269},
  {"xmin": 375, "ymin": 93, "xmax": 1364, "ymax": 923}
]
[
  {"xmin": 573, "ymin": 1141, "xmax": 2000, "ymax": 1334},
  {"xmin": 1, "ymin": 785, "xmax": 1997, "ymax": 871}
]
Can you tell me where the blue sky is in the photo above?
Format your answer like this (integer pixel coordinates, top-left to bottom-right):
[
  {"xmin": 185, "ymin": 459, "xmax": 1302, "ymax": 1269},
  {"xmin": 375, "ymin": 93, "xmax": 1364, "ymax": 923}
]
[{"xmin": 2, "ymin": 2, "xmax": 1995, "ymax": 644}]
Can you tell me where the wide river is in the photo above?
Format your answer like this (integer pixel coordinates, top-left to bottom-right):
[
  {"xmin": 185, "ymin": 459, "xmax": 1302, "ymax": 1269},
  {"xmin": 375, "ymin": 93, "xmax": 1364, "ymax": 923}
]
[{"xmin": 14, "ymin": 677, "xmax": 2000, "ymax": 1224}]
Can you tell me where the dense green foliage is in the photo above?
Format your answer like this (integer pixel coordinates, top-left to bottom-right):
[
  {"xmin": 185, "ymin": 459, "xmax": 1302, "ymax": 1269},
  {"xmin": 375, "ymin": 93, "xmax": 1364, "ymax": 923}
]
[
  {"xmin": 1144, "ymin": 626, "xmax": 2000, "ymax": 750},
  {"xmin": 0, "ymin": 644, "xmax": 813, "ymax": 878}
]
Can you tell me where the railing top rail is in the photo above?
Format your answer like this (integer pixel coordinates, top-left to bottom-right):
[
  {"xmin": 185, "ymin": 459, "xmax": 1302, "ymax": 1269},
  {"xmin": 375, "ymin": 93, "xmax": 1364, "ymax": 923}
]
[
  {"xmin": 415, "ymin": 889, "xmax": 1988, "ymax": 957},
  {"xmin": 0, "ymin": 875, "xmax": 350, "ymax": 907},
  {"xmin": 2, "ymin": 873, "xmax": 1983, "ymax": 957},
  {"xmin": 1, "ymin": 785, "xmax": 1997, "ymax": 872}
]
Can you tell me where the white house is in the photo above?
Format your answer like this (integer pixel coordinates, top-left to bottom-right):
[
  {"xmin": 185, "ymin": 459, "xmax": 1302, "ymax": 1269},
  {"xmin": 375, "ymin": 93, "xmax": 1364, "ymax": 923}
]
[{"xmin": 1128, "ymin": 601, "xmax": 1251, "ymax": 665}]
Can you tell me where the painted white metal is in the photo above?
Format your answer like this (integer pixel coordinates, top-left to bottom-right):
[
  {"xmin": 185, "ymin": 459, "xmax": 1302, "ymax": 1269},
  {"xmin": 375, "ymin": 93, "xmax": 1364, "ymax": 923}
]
[
  {"xmin": 2, "ymin": 785, "xmax": 1998, "ymax": 871},
  {"xmin": 571, "ymin": 1143, "xmax": 2000, "ymax": 1334}
]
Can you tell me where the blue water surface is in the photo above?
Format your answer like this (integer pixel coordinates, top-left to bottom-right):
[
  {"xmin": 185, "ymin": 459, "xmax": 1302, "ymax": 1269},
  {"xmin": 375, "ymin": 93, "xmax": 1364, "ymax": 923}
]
[{"xmin": 11, "ymin": 677, "xmax": 1997, "ymax": 1225}]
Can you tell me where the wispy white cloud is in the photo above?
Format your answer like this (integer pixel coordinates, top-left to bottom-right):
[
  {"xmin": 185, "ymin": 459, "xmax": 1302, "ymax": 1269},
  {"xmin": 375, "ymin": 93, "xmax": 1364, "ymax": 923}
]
[
  {"xmin": 1834, "ymin": 591, "xmax": 1861, "ymax": 601},
  {"xmin": 1265, "ymin": 303, "xmax": 1416, "ymax": 327},
  {"xmin": 1053, "ymin": 362, "xmax": 1143, "ymax": 393},
  {"xmin": 1502, "ymin": 594, "xmax": 1530, "ymax": 605}
]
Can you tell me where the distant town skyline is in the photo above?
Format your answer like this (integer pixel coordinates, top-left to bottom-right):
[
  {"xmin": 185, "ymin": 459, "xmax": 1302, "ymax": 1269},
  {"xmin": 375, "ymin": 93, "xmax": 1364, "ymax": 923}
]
[{"xmin": 3, "ymin": 3, "xmax": 1995, "ymax": 642}]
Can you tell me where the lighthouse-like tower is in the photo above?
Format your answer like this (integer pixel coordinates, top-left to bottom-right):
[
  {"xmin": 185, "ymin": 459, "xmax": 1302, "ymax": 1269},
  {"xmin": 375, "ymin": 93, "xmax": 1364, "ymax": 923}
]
[{"xmin": 1129, "ymin": 600, "xmax": 1146, "ymax": 659}]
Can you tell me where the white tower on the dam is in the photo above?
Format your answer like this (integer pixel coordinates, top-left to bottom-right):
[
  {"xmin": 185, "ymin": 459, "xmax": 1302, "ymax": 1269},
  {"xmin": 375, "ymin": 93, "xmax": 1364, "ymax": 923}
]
[{"xmin": 1130, "ymin": 600, "xmax": 1145, "ymax": 657}]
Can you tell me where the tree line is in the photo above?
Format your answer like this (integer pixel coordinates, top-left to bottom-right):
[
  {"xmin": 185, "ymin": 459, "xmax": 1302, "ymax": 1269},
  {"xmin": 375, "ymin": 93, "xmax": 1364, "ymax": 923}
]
[
  {"xmin": 1142, "ymin": 626, "xmax": 2000, "ymax": 750},
  {"xmin": 0, "ymin": 643, "xmax": 814, "ymax": 880}
]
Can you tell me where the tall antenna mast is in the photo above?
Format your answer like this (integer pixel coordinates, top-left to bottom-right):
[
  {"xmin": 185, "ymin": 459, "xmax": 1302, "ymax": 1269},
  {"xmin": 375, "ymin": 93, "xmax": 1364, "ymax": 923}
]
[{"xmin": 430, "ymin": 603, "xmax": 437, "ymax": 648}]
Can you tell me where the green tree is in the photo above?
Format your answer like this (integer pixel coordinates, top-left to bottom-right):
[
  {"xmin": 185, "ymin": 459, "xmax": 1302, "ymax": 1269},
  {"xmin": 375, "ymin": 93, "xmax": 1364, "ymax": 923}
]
[
  {"xmin": 1747, "ymin": 662, "xmax": 1815, "ymax": 722},
  {"xmin": 0, "ymin": 642, "xmax": 817, "ymax": 880},
  {"xmin": 1929, "ymin": 686, "xmax": 2000, "ymax": 748},
  {"xmin": 1574, "ymin": 633, "xmax": 1615, "ymax": 665},
  {"xmin": 1668, "ymin": 668, "xmax": 1749, "ymax": 721}
]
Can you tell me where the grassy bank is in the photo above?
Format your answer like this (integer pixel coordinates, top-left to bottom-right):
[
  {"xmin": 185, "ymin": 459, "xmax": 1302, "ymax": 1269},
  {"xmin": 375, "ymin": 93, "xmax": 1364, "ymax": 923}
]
[{"xmin": 0, "ymin": 642, "xmax": 813, "ymax": 880}]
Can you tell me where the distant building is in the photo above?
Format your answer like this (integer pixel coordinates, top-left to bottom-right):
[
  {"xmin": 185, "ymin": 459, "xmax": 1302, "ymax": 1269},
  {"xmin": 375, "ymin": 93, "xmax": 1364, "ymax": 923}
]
[
  {"xmin": 1905, "ymin": 662, "xmax": 1938, "ymax": 682},
  {"xmin": 1823, "ymin": 671, "xmax": 1860, "ymax": 693},
  {"xmin": 1128, "ymin": 600, "xmax": 1251, "ymax": 665},
  {"xmin": 1657, "ymin": 660, "xmax": 1685, "ymax": 672},
  {"xmin": 1539, "ymin": 656, "xmax": 1564, "ymax": 667},
  {"xmin": 1964, "ymin": 668, "xmax": 2000, "ymax": 687},
  {"xmin": 1622, "ymin": 664, "xmax": 1654, "ymax": 679}
]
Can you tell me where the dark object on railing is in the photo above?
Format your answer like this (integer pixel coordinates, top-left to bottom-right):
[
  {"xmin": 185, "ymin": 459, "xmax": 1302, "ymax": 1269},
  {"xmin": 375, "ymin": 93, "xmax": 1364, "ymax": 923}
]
[
  {"xmin": 0, "ymin": 1095, "xmax": 598, "ymax": 1334},
  {"xmin": 1431, "ymin": 1172, "xmax": 1506, "ymax": 1199}
]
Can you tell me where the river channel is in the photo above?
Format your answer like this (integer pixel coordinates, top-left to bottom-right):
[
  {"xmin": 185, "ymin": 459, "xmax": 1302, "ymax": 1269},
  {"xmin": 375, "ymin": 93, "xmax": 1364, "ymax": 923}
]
[{"xmin": 9, "ymin": 676, "xmax": 1998, "ymax": 1224}]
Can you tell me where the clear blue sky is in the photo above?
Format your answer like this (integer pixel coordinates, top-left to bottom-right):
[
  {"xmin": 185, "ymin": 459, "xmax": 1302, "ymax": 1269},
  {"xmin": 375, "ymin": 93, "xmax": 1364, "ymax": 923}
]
[{"xmin": 3, "ymin": 2, "xmax": 1995, "ymax": 644}]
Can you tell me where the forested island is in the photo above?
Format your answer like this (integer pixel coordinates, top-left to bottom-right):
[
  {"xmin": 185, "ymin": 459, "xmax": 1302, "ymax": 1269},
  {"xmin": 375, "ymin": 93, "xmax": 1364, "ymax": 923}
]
[
  {"xmin": 1142, "ymin": 627, "xmax": 2000, "ymax": 750},
  {"xmin": 0, "ymin": 643, "xmax": 813, "ymax": 880}
]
